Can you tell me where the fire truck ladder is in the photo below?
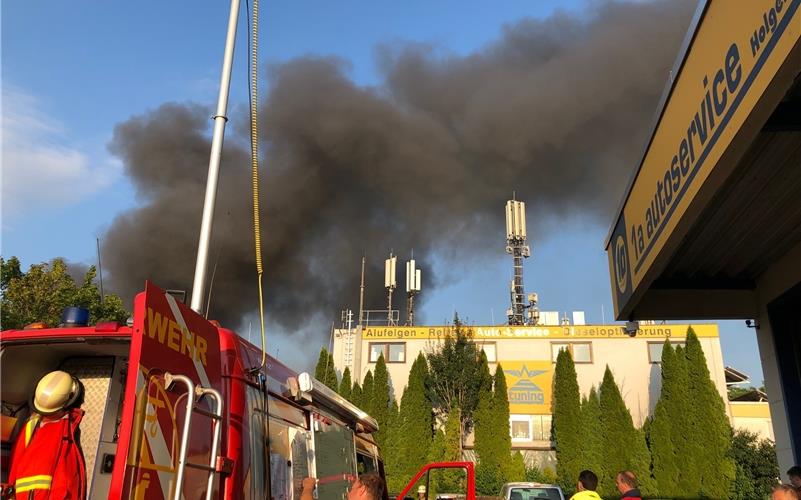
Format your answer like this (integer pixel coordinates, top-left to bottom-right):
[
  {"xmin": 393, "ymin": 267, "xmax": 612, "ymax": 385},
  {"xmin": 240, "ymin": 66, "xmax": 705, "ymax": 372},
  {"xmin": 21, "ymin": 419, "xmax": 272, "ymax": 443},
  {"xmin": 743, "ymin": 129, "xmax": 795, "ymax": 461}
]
[{"xmin": 164, "ymin": 373, "xmax": 224, "ymax": 500}]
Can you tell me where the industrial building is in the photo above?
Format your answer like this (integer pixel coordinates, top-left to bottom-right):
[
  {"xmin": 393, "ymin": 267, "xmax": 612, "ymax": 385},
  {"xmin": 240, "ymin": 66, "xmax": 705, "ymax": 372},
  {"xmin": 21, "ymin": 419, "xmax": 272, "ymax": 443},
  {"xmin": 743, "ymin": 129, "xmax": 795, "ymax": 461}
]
[
  {"xmin": 604, "ymin": 0, "xmax": 800, "ymax": 477},
  {"xmin": 331, "ymin": 319, "xmax": 772, "ymax": 466},
  {"xmin": 326, "ymin": 137, "xmax": 777, "ymax": 466}
]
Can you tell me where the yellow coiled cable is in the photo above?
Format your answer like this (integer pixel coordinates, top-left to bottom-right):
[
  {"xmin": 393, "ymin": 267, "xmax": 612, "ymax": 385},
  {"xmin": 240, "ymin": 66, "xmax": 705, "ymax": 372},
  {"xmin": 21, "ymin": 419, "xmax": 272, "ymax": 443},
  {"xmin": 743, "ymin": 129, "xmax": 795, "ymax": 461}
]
[{"xmin": 249, "ymin": 0, "xmax": 267, "ymax": 370}]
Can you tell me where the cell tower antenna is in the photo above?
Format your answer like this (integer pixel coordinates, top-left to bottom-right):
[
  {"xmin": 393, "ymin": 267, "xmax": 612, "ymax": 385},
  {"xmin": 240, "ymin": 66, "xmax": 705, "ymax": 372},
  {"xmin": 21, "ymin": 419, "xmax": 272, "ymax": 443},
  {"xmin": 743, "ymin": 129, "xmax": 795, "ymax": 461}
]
[
  {"xmin": 384, "ymin": 252, "xmax": 397, "ymax": 325},
  {"xmin": 405, "ymin": 256, "xmax": 422, "ymax": 325},
  {"xmin": 504, "ymin": 197, "xmax": 538, "ymax": 325}
]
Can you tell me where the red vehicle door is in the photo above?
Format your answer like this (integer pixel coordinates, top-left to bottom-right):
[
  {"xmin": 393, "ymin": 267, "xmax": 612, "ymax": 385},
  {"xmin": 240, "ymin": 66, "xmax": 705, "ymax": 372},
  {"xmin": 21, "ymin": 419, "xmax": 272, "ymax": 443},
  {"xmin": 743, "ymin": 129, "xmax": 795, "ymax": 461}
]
[
  {"xmin": 109, "ymin": 282, "xmax": 224, "ymax": 500},
  {"xmin": 397, "ymin": 462, "xmax": 476, "ymax": 500}
]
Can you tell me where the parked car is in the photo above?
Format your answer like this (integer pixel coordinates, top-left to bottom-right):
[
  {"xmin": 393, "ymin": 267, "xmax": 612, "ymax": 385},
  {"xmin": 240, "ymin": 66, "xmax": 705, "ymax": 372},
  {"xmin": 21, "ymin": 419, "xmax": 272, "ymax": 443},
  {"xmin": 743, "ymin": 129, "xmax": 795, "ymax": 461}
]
[{"xmin": 500, "ymin": 482, "xmax": 565, "ymax": 500}]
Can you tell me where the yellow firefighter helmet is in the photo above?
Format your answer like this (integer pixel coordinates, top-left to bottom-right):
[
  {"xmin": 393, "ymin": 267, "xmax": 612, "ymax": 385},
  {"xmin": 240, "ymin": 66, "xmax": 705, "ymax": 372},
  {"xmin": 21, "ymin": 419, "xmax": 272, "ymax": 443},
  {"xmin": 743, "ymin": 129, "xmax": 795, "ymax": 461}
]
[{"xmin": 32, "ymin": 371, "xmax": 80, "ymax": 415}]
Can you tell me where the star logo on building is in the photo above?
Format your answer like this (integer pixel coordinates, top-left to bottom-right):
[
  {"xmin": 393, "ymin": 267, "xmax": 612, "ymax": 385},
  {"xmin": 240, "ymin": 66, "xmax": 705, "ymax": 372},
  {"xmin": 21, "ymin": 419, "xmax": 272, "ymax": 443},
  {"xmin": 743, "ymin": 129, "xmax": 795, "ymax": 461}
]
[{"xmin": 505, "ymin": 365, "xmax": 548, "ymax": 392}]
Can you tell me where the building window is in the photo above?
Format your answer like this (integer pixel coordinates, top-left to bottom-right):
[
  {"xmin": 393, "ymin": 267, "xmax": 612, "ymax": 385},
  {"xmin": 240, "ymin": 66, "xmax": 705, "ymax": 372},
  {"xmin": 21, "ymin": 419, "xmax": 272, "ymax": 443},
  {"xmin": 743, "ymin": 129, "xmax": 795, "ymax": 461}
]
[
  {"xmin": 509, "ymin": 415, "xmax": 553, "ymax": 442},
  {"xmin": 476, "ymin": 342, "xmax": 497, "ymax": 363},
  {"xmin": 532, "ymin": 415, "xmax": 552, "ymax": 441},
  {"xmin": 551, "ymin": 342, "xmax": 593, "ymax": 363},
  {"xmin": 368, "ymin": 343, "xmax": 406, "ymax": 363},
  {"xmin": 510, "ymin": 415, "xmax": 531, "ymax": 440},
  {"xmin": 648, "ymin": 341, "xmax": 686, "ymax": 363}
]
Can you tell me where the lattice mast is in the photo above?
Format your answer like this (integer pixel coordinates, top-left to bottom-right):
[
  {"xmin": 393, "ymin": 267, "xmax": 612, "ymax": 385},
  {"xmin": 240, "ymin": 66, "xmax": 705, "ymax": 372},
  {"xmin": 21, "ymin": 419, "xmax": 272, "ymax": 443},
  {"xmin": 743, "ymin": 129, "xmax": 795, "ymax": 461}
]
[{"xmin": 505, "ymin": 197, "xmax": 537, "ymax": 325}]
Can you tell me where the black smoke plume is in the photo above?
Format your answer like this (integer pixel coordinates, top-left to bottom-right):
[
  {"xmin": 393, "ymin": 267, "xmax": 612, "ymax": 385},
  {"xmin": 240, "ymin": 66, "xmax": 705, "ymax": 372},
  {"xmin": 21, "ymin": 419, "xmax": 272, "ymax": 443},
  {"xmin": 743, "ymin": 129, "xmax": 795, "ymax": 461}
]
[{"xmin": 103, "ymin": 0, "xmax": 695, "ymax": 331}]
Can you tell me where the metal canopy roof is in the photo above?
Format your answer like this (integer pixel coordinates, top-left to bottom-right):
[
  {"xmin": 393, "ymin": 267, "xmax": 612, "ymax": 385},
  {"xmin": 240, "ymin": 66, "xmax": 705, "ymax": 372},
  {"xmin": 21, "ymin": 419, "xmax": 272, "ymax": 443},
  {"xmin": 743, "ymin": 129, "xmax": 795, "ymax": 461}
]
[{"xmin": 725, "ymin": 365, "xmax": 751, "ymax": 385}]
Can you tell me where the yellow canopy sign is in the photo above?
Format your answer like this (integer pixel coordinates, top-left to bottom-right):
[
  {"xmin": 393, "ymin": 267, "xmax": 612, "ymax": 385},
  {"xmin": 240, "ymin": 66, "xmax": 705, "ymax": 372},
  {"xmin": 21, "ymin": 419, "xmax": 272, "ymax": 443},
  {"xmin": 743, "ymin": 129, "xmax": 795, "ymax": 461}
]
[{"xmin": 607, "ymin": 0, "xmax": 801, "ymax": 316}]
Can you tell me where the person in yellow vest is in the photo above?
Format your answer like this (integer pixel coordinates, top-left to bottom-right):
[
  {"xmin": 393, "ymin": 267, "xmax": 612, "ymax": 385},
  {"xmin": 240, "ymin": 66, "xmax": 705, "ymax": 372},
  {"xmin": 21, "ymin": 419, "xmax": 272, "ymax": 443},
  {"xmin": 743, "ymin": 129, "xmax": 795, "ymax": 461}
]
[
  {"xmin": 5, "ymin": 371, "xmax": 86, "ymax": 499},
  {"xmin": 569, "ymin": 470, "xmax": 602, "ymax": 500}
]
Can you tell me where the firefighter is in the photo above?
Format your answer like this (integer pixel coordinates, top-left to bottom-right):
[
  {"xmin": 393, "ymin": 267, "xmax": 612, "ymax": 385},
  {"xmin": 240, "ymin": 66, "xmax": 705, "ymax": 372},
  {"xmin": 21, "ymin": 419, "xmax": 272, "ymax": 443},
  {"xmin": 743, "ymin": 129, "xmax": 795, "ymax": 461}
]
[{"xmin": 3, "ymin": 371, "xmax": 86, "ymax": 499}]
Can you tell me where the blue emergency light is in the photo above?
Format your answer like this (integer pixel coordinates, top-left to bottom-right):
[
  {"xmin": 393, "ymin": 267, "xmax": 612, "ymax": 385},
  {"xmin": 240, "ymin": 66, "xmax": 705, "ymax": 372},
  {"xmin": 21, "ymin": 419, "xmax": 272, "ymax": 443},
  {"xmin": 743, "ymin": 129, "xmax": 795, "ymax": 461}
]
[{"xmin": 61, "ymin": 307, "xmax": 90, "ymax": 327}]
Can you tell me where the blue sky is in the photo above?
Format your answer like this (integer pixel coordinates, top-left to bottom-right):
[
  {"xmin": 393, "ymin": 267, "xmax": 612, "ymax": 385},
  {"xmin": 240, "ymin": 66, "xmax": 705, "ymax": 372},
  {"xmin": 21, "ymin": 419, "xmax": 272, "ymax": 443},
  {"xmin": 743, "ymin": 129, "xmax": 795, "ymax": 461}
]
[{"xmin": 1, "ymin": 0, "xmax": 765, "ymax": 383}]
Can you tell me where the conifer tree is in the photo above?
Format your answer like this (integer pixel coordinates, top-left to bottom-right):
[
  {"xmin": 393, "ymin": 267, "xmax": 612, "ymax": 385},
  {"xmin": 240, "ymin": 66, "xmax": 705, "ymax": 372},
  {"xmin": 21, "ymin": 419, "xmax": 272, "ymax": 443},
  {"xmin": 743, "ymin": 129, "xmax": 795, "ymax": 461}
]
[
  {"xmin": 443, "ymin": 408, "xmax": 463, "ymax": 474},
  {"xmin": 684, "ymin": 328, "xmax": 735, "ymax": 497},
  {"xmin": 579, "ymin": 387, "xmax": 602, "ymax": 479},
  {"xmin": 477, "ymin": 350, "xmax": 494, "ymax": 396},
  {"xmin": 314, "ymin": 347, "xmax": 329, "ymax": 382},
  {"xmin": 598, "ymin": 367, "xmax": 652, "ymax": 497},
  {"xmin": 553, "ymin": 349, "xmax": 582, "ymax": 494},
  {"xmin": 362, "ymin": 370, "xmax": 375, "ymax": 416},
  {"xmin": 427, "ymin": 407, "xmax": 463, "ymax": 494},
  {"xmin": 373, "ymin": 354, "xmax": 392, "ymax": 445},
  {"xmin": 384, "ymin": 400, "xmax": 404, "ymax": 493},
  {"xmin": 474, "ymin": 354, "xmax": 500, "ymax": 495},
  {"xmin": 339, "ymin": 367, "xmax": 352, "ymax": 401},
  {"xmin": 326, "ymin": 351, "xmax": 338, "ymax": 390},
  {"xmin": 427, "ymin": 428, "xmax": 447, "ymax": 500},
  {"xmin": 649, "ymin": 341, "xmax": 686, "ymax": 496},
  {"xmin": 493, "ymin": 365, "xmax": 513, "ymax": 483},
  {"xmin": 398, "ymin": 353, "xmax": 434, "ymax": 482},
  {"xmin": 508, "ymin": 452, "xmax": 527, "ymax": 483},
  {"xmin": 314, "ymin": 347, "xmax": 338, "ymax": 391},
  {"xmin": 351, "ymin": 382, "xmax": 363, "ymax": 409}
]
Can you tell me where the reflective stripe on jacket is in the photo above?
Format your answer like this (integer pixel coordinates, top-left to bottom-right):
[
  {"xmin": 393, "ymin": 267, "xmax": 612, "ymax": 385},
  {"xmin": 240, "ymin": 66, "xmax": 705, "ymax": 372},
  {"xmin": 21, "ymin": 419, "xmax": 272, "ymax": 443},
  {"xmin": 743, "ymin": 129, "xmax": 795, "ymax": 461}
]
[{"xmin": 8, "ymin": 408, "xmax": 86, "ymax": 499}]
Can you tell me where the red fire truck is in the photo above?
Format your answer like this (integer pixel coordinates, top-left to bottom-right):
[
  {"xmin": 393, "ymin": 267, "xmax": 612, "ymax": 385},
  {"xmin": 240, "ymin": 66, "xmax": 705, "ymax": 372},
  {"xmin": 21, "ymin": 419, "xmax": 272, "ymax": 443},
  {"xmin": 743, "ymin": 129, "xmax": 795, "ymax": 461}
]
[{"xmin": 1, "ymin": 281, "xmax": 388, "ymax": 500}]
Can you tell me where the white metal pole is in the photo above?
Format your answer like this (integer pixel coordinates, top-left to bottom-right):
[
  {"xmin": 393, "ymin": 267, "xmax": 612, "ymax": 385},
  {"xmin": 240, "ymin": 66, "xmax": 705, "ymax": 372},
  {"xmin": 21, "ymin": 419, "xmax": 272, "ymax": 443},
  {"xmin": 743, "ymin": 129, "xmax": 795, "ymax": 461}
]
[
  {"xmin": 191, "ymin": 0, "xmax": 241, "ymax": 313},
  {"xmin": 359, "ymin": 256, "xmax": 365, "ymax": 328}
]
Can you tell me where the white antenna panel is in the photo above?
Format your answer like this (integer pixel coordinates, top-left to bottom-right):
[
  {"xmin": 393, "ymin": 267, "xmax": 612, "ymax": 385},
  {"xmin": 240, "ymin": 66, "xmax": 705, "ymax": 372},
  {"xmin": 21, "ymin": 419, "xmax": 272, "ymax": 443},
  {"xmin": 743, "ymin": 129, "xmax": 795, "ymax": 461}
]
[
  {"xmin": 406, "ymin": 259, "xmax": 416, "ymax": 292},
  {"xmin": 385, "ymin": 255, "xmax": 397, "ymax": 288},
  {"xmin": 505, "ymin": 201, "xmax": 514, "ymax": 240},
  {"xmin": 506, "ymin": 200, "xmax": 527, "ymax": 239},
  {"xmin": 415, "ymin": 269, "xmax": 421, "ymax": 292},
  {"xmin": 572, "ymin": 311, "xmax": 586, "ymax": 325}
]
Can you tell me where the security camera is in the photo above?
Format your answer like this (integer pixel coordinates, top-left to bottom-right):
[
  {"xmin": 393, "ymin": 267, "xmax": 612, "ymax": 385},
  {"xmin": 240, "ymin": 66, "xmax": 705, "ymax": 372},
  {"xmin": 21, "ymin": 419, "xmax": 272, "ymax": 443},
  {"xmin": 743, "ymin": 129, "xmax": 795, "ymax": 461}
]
[
  {"xmin": 745, "ymin": 319, "xmax": 759, "ymax": 329},
  {"xmin": 624, "ymin": 321, "xmax": 639, "ymax": 337}
]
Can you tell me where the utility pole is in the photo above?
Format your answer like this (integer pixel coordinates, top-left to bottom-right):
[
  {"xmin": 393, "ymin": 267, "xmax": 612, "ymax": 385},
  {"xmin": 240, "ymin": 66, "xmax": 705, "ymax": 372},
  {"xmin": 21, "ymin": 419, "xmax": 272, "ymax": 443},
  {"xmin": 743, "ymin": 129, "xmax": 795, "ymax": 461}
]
[
  {"xmin": 190, "ymin": 0, "xmax": 241, "ymax": 313},
  {"xmin": 359, "ymin": 255, "xmax": 365, "ymax": 328}
]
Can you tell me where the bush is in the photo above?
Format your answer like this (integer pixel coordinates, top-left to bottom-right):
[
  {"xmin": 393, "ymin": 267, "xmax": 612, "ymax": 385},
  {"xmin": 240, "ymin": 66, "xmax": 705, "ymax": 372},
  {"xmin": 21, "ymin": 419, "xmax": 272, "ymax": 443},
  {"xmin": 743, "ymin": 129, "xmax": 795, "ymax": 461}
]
[{"xmin": 525, "ymin": 465, "xmax": 558, "ymax": 485}]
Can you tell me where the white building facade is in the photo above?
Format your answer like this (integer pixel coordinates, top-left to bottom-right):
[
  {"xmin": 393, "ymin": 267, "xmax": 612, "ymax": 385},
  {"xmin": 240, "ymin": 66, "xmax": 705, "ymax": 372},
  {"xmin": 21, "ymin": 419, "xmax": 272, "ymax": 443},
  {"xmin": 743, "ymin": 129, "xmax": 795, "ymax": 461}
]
[{"xmin": 331, "ymin": 322, "xmax": 771, "ymax": 466}]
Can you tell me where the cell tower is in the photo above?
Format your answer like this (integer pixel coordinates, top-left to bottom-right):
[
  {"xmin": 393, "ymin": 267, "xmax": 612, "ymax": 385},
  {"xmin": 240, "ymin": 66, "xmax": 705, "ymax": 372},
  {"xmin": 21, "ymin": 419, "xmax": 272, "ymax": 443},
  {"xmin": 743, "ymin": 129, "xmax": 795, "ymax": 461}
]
[
  {"xmin": 384, "ymin": 253, "xmax": 397, "ymax": 326},
  {"xmin": 505, "ymin": 197, "xmax": 539, "ymax": 325},
  {"xmin": 405, "ymin": 258, "xmax": 422, "ymax": 325}
]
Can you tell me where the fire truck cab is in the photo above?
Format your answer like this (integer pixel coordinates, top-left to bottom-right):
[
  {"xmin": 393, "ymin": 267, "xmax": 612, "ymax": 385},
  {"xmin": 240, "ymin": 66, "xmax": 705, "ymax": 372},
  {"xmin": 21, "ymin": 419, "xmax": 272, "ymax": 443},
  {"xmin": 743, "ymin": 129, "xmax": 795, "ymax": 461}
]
[{"xmin": 1, "ymin": 281, "xmax": 384, "ymax": 500}]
